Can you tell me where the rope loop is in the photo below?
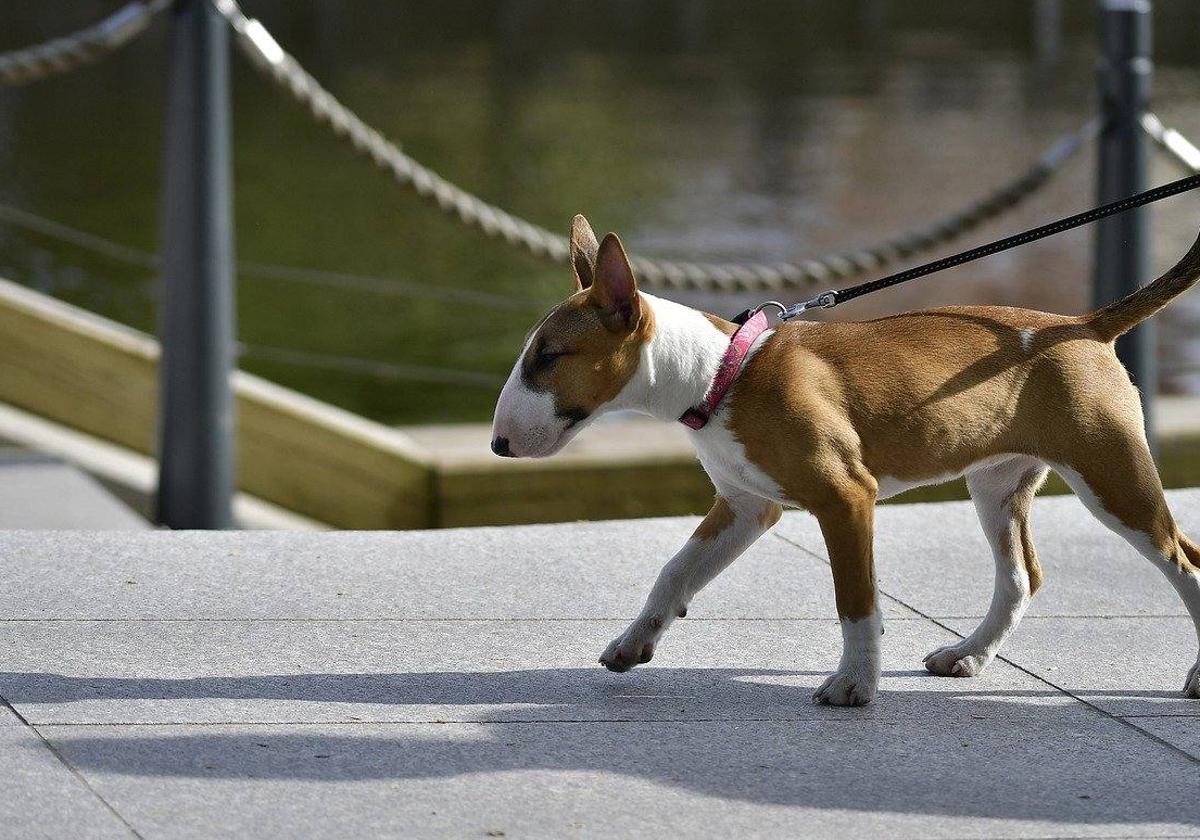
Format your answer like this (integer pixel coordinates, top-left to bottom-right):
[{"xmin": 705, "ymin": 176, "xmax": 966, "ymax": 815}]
[
  {"xmin": 212, "ymin": 0, "xmax": 1099, "ymax": 294},
  {"xmin": 0, "ymin": 1, "xmax": 169, "ymax": 86},
  {"xmin": 15, "ymin": 2, "xmax": 1200, "ymax": 296}
]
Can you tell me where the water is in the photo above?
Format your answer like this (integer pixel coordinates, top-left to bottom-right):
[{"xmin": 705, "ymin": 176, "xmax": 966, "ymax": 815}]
[{"xmin": 2, "ymin": 0, "xmax": 1198, "ymax": 424}]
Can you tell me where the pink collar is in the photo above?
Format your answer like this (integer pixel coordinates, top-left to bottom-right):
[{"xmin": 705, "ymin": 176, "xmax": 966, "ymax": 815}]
[{"xmin": 678, "ymin": 309, "xmax": 770, "ymax": 430}]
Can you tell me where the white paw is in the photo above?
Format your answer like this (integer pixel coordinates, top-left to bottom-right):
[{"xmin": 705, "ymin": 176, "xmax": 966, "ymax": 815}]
[
  {"xmin": 599, "ymin": 616, "xmax": 664, "ymax": 673},
  {"xmin": 1185, "ymin": 661, "xmax": 1200, "ymax": 699},
  {"xmin": 812, "ymin": 669, "xmax": 878, "ymax": 707},
  {"xmin": 923, "ymin": 643, "xmax": 991, "ymax": 677}
]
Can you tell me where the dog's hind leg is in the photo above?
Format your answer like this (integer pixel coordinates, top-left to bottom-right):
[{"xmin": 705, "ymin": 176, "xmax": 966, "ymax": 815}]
[
  {"xmin": 925, "ymin": 456, "xmax": 1048, "ymax": 678},
  {"xmin": 599, "ymin": 490, "xmax": 782, "ymax": 673},
  {"xmin": 1051, "ymin": 426, "xmax": 1200, "ymax": 698}
]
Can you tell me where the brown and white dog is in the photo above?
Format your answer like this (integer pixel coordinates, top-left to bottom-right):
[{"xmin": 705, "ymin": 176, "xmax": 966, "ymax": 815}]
[{"xmin": 491, "ymin": 214, "xmax": 1200, "ymax": 706}]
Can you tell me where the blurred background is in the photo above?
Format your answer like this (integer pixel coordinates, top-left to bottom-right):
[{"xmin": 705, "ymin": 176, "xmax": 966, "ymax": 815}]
[{"xmin": 1, "ymin": 1, "xmax": 1199, "ymax": 530}]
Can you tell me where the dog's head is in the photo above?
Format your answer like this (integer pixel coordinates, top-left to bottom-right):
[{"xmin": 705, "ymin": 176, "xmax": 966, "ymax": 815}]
[{"xmin": 491, "ymin": 215, "xmax": 653, "ymax": 458}]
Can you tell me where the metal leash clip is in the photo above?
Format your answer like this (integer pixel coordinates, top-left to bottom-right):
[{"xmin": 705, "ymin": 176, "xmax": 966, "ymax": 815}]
[
  {"xmin": 731, "ymin": 293, "xmax": 837, "ymax": 326},
  {"xmin": 774, "ymin": 291, "xmax": 838, "ymax": 321}
]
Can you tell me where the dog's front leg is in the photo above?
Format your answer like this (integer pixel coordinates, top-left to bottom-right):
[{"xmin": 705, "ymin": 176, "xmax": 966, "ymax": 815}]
[
  {"xmin": 599, "ymin": 492, "xmax": 782, "ymax": 672},
  {"xmin": 812, "ymin": 487, "xmax": 882, "ymax": 707}
]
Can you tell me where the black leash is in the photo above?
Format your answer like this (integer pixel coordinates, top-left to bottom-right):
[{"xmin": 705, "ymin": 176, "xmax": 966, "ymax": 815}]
[{"xmin": 735, "ymin": 172, "xmax": 1200, "ymax": 324}]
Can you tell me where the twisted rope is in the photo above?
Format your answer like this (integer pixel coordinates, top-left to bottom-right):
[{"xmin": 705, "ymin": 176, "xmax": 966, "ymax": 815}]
[
  {"xmin": 217, "ymin": 0, "xmax": 1091, "ymax": 294},
  {"xmin": 0, "ymin": 201, "xmax": 542, "ymax": 311},
  {"xmin": 1142, "ymin": 113, "xmax": 1200, "ymax": 175},
  {"xmin": 0, "ymin": 1, "xmax": 170, "ymax": 86},
  {"xmin": 238, "ymin": 343, "xmax": 505, "ymax": 389}
]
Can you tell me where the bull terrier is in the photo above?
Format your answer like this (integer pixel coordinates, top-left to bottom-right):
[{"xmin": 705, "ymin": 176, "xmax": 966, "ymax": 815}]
[{"xmin": 490, "ymin": 214, "xmax": 1200, "ymax": 706}]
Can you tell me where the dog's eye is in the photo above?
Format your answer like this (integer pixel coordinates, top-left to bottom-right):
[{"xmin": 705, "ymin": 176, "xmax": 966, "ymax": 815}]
[{"xmin": 535, "ymin": 349, "xmax": 570, "ymax": 370}]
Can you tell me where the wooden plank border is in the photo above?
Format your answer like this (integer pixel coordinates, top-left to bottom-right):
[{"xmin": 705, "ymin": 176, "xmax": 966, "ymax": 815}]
[{"xmin": 0, "ymin": 278, "xmax": 433, "ymax": 529}]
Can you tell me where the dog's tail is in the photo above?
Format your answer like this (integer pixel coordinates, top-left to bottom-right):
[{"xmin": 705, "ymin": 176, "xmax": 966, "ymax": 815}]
[{"xmin": 1086, "ymin": 228, "xmax": 1200, "ymax": 342}]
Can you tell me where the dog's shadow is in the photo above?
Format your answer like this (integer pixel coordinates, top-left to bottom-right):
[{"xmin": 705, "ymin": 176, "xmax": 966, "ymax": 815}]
[{"xmin": 3, "ymin": 667, "xmax": 1195, "ymax": 826}]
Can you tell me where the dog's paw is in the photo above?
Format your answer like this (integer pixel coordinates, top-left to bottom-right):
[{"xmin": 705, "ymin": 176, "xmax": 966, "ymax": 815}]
[
  {"xmin": 812, "ymin": 669, "xmax": 877, "ymax": 707},
  {"xmin": 923, "ymin": 643, "xmax": 990, "ymax": 678},
  {"xmin": 1184, "ymin": 661, "xmax": 1200, "ymax": 699},
  {"xmin": 599, "ymin": 617, "xmax": 662, "ymax": 673}
]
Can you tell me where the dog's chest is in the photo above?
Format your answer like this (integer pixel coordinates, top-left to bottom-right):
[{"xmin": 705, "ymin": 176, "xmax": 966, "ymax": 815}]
[{"xmin": 688, "ymin": 415, "xmax": 788, "ymax": 503}]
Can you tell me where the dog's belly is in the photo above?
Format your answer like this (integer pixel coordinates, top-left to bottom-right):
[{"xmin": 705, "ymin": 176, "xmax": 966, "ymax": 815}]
[
  {"xmin": 695, "ymin": 419, "xmax": 1026, "ymax": 506},
  {"xmin": 874, "ymin": 470, "xmax": 965, "ymax": 501},
  {"xmin": 874, "ymin": 453, "xmax": 1030, "ymax": 500}
]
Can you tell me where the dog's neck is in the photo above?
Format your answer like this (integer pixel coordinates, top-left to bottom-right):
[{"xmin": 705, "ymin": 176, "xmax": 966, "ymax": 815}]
[{"xmin": 612, "ymin": 293, "xmax": 733, "ymax": 423}]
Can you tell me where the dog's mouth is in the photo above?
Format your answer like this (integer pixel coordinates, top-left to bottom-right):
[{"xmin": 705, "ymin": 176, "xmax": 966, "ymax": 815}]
[
  {"xmin": 527, "ymin": 424, "xmax": 585, "ymax": 458},
  {"xmin": 556, "ymin": 406, "xmax": 590, "ymax": 431},
  {"xmin": 502, "ymin": 410, "xmax": 591, "ymax": 459}
]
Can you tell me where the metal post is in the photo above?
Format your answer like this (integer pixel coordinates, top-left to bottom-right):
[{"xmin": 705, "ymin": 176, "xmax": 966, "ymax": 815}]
[
  {"xmin": 1093, "ymin": 0, "xmax": 1155, "ymax": 449},
  {"xmin": 156, "ymin": 0, "xmax": 236, "ymax": 528},
  {"xmin": 1034, "ymin": 0, "xmax": 1063, "ymax": 68}
]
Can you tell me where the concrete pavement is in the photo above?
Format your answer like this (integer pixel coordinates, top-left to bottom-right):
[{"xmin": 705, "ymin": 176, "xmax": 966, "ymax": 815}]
[
  {"xmin": 0, "ymin": 452, "xmax": 147, "ymax": 530},
  {"xmin": 1, "ymin": 489, "xmax": 1198, "ymax": 838}
]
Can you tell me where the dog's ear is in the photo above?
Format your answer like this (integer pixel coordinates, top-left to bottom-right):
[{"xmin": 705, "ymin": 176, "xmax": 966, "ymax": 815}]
[
  {"xmin": 570, "ymin": 214, "xmax": 599, "ymax": 291},
  {"xmin": 589, "ymin": 232, "xmax": 640, "ymax": 330}
]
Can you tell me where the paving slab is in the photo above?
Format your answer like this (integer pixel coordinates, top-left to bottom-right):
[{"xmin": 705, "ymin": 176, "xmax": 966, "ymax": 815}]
[
  {"xmin": 0, "ymin": 725, "xmax": 134, "ymax": 839},
  {"xmin": 0, "ymin": 700, "xmax": 23, "ymax": 725},
  {"xmin": 0, "ymin": 454, "xmax": 148, "ymax": 530},
  {"xmin": 37, "ymin": 718, "xmax": 1200, "ymax": 840},
  {"xmin": 0, "ymin": 525, "xmax": 915, "ymax": 620},
  {"xmin": 942, "ymin": 616, "xmax": 1200, "ymax": 719},
  {"xmin": 0, "ymin": 618, "xmax": 1073, "ymax": 725},
  {"xmin": 776, "ymin": 488, "xmax": 1200, "ymax": 619},
  {"xmin": 1124, "ymin": 716, "xmax": 1200, "ymax": 762},
  {"xmin": 3, "ymin": 500, "xmax": 1200, "ymax": 839}
]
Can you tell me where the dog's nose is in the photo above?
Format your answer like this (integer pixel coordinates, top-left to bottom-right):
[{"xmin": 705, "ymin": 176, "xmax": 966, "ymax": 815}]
[{"xmin": 491, "ymin": 436, "xmax": 513, "ymax": 457}]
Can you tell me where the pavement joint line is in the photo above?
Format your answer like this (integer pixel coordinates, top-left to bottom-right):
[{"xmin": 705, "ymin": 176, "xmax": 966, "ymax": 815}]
[
  {"xmin": 0, "ymin": 616, "xmax": 932, "ymax": 623},
  {"xmin": 26, "ymin": 716, "xmax": 1074, "ymax": 726},
  {"xmin": 771, "ymin": 530, "xmax": 1200, "ymax": 766},
  {"xmin": 938, "ymin": 836, "xmax": 1199, "ymax": 840},
  {"xmin": 0, "ymin": 692, "xmax": 143, "ymax": 838},
  {"xmin": 0, "ymin": 614, "xmax": 1190, "ymax": 621},
  {"xmin": 937, "ymin": 836, "xmax": 1197, "ymax": 840},
  {"xmin": 1118, "ymin": 713, "xmax": 1200, "ymax": 718},
  {"xmin": 931, "ymin": 614, "xmax": 1185, "ymax": 619},
  {"xmin": 931, "ymin": 614, "xmax": 1190, "ymax": 620}
]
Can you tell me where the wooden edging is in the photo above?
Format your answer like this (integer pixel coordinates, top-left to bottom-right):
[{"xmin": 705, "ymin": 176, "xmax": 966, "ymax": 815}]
[
  {"xmin": 434, "ymin": 456, "xmax": 716, "ymax": 528},
  {"xmin": 0, "ymin": 277, "xmax": 433, "ymax": 529}
]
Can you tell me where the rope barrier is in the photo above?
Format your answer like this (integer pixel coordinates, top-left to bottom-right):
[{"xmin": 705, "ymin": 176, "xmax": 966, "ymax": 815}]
[
  {"xmin": 0, "ymin": 1, "xmax": 169, "ymax": 86},
  {"xmin": 1142, "ymin": 113, "xmax": 1200, "ymax": 175},
  {"xmin": 234, "ymin": 262, "xmax": 545, "ymax": 313},
  {"xmin": 215, "ymin": 0, "xmax": 1092, "ymax": 294},
  {"xmin": 17, "ymin": 3, "xmax": 1200, "ymax": 297},
  {"xmin": 238, "ymin": 342, "xmax": 505, "ymax": 389},
  {"xmin": 9, "ymin": 5, "xmax": 1200, "ymax": 397},
  {"xmin": 0, "ymin": 203, "xmax": 158, "ymax": 268},
  {"xmin": 0, "ymin": 203, "xmax": 515, "ymax": 386},
  {"xmin": 0, "ymin": 202, "xmax": 542, "ymax": 312}
]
